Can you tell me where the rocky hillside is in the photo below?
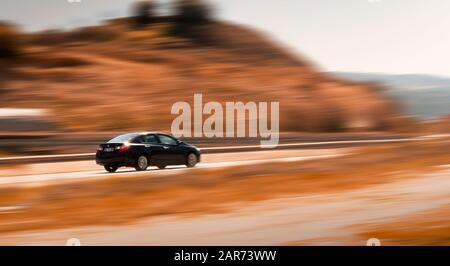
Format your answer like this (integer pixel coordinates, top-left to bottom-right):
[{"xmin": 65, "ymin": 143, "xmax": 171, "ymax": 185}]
[{"xmin": 0, "ymin": 18, "xmax": 399, "ymax": 132}]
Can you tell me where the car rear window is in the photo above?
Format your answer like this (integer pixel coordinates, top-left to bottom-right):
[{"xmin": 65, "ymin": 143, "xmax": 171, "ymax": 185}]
[{"xmin": 107, "ymin": 133, "xmax": 140, "ymax": 143}]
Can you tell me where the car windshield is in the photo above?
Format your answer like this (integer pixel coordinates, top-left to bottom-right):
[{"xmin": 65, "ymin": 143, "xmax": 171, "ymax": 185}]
[{"xmin": 107, "ymin": 133, "xmax": 140, "ymax": 143}]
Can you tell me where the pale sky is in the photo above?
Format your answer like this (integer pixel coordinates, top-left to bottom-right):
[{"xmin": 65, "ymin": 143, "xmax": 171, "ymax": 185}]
[{"xmin": 1, "ymin": 0, "xmax": 450, "ymax": 76}]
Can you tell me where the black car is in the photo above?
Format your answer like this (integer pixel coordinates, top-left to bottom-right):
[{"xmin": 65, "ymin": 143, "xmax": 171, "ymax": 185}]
[{"xmin": 96, "ymin": 132, "xmax": 201, "ymax": 173}]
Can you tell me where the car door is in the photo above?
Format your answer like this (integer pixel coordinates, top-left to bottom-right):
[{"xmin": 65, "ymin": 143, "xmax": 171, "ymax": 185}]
[
  {"xmin": 157, "ymin": 134, "xmax": 185, "ymax": 164},
  {"xmin": 142, "ymin": 134, "xmax": 165, "ymax": 164}
]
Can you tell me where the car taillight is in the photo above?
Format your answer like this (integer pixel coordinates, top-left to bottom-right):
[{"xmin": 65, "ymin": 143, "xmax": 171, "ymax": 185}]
[{"xmin": 118, "ymin": 143, "xmax": 131, "ymax": 152}]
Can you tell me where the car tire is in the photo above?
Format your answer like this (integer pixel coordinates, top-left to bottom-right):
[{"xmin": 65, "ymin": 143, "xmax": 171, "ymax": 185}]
[
  {"xmin": 104, "ymin": 165, "xmax": 118, "ymax": 173},
  {"xmin": 186, "ymin": 153, "xmax": 198, "ymax": 168},
  {"xmin": 135, "ymin": 155, "xmax": 149, "ymax": 171}
]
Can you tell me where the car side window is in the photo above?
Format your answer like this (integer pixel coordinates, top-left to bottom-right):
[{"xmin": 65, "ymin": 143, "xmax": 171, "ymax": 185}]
[
  {"xmin": 132, "ymin": 135, "xmax": 145, "ymax": 144},
  {"xmin": 158, "ymin": 135, "xmax": 178, "ymax": 145},
  {"xmin": 144, "ymin": 134, "xmax": 159, "ymax": 144}
]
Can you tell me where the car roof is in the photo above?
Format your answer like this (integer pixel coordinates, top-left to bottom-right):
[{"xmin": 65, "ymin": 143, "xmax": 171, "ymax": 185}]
[{"xmin": 134, "ymin": 132, "xmax": 173, "ymax": 136}]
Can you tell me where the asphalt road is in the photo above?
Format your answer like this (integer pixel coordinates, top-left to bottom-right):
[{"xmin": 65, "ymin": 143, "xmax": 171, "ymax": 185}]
[
  {"xmin": 0, "ymin": 149, "xmax": 347, "ymax": 186},
  {"xmin": 0, "ymin": 134, "xmax": 448, "ymax": 186}
]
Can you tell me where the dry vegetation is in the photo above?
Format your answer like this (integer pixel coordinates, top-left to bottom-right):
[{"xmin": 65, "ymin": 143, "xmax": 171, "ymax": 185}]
[
  {"xmin": 0, "ymin": 23, "xmax": 22, "ymax": 58},
  {"xmin": 0, "ymin": 138, "xmax": 448, "ymax": 234},
  {"xmin": 1, "ymin": 15, "xmax": 400, "ymax": 132},
  {"xmin": 359, "ymin": 205, "xmax": 450, "ymax": 245}
]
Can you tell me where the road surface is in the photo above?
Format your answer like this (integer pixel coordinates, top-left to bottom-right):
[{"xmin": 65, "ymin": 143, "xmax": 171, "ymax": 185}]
[{"xmin": 0, "ymin": 148, "xmax": 349, "ymax": 186}]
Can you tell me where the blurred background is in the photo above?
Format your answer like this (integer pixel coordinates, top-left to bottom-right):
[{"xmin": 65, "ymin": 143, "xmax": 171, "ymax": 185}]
[{"xmin": 0, "ymin": 0, "xmax": 449, "ymax": 246}]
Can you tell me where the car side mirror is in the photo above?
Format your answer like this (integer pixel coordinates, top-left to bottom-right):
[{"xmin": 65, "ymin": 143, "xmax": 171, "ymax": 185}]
[{"xmin": 177, "ymin": 140, "xmax": 183, "ymax": 145}]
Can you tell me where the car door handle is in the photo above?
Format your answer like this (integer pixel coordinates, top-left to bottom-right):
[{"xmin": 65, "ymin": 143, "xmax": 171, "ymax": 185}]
[{"xmin": 163, "ymin": 146, "xmax": 169, "ymax": 150}]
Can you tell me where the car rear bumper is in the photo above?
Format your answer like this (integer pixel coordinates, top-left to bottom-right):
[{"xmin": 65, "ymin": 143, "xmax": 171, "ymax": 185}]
[{"xmin": 96, "ymin": 153, "xmax": 135, "ymax": 166}]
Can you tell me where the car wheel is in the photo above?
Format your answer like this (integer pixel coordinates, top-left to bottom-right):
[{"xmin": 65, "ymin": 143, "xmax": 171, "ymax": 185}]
[
  {"xmin": 157, "ymin": 164, "xmax": 166, "ymax": 169},
  {"xmin": 186, "ymin": 153, "xmax": 198, "ymax": 168},
  {"xmin": 135, "ymin": 155, "xmax": 149, "ymax": 171},
  {"xmin": 104, "ymin": 165, "xmax": 118, "ymax": 173}
]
